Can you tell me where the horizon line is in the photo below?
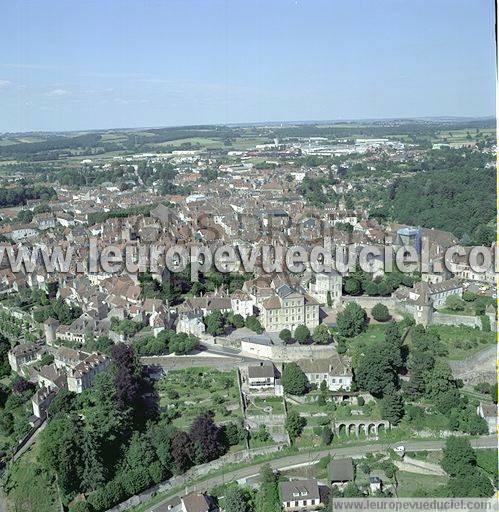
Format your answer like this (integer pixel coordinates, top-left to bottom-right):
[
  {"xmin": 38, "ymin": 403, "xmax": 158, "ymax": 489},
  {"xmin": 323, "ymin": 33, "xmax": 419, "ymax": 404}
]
[{"xmin": 1, "ymin": 114, "xmax": 495, "ymax": 137}]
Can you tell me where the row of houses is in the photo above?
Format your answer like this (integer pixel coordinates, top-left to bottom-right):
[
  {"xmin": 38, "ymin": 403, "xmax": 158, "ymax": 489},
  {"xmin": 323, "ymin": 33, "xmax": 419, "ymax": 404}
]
[
  {"xmin": 8, "ymin": 343, "xmax": 109, "ymax": 419},
  {"xmin": 155, "ymin": 457, "xmax": 379, "ymax": 512}
]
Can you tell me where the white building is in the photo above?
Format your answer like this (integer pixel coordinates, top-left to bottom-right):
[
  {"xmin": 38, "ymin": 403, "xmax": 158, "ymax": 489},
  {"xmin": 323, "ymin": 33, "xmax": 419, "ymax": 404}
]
[
  {"xmin": 176, "ymin": 311, "xmax": 206, "ymax": 337},
  {"xmin": 279, "ymin": 479, "xmax": 322, "ymax": 510},
  {"xmin": 230, "ymin": 289, "xmax": 254, "ymax": 318},
  {"xmin": 296, "ymin": 354, "xmax": 352, "ymax": 391},
  {"xmin": 308, "ymin": 271, "xmax": 342, "ymax": 306},
  {"xmin": 67, "ymin": 352, "xmax": 110, "ymax": 393}
]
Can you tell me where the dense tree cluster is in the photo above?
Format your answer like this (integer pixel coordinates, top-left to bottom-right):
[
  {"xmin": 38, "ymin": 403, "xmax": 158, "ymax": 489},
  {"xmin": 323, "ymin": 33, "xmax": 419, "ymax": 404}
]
[
  {"xmin": 353, "ymin": 322, "xmax": 405, "ymax": 424},
  {"xmin": 32, "ymin": 297, "xmax": 82, "ymax": 324},
  {"xmin": 37, "ymin": 344, "xmax": 232, "ymax": 511},
  {"xmin": 139, "ymin": 269, "xmax": 252, "ymax": 306},
  {"xmin": 255, "ymin": 465, "xmax": 281, "ymax": 512},
  {"xmin": 343, "ymin": 267, "xmax": 418, "ymax": 298},
  {"xmin": 440, "ymin": 437, "xmax": 494, "ymax": 497},
  {"xmin": 380, "ymin": 148, "xmax": 495, "ymax": 244},
  {"xmin": 0, "ymin": 184, "xmax": 56, "ymax": 208},
  {"xmin": 404, "ymin": 327, "xmax": 488, "ymax": 434}
]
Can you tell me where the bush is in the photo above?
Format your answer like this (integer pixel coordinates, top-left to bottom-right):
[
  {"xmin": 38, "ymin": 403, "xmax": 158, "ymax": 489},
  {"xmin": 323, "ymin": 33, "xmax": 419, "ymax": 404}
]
[
  {"xmin": 149, "ymin": 461, "xmax": 166, "ymax": 484},
  {"xmin": 337, "ymin": 302, "xmax": 367, "ymax": 337},
  {"xmin": 282, "ymin": 362, "xmax": 309, "ymax": 395},
  {"xmin": 480, "ymin": 315, "xmax": 490, "ymax": 332},
  {"xmin": 103, "ymin": 479, "xmax": 125, "ymax": 506},
  {"xmin": 321, "ymin": 426, "xmax": 333, "ymax": 445},
  {"xmin": 462, "ymin": 291, "xmax": 476, "ymax": 302},
  {"xmin": 312, "ymin": 324, "xmax": 333, "ymax": 344},
  {"xmin": 253, "ymin": 424, "xmax": 270, "ymax": 442},
  {"xmin": 230, "ymin": 314, "xmax": 245, "ymax": 329},
  {"xmin": 120, "ymin": 468, "xmax": 153, "ymax": 496},
  {"xmin": 294, "ymin": 325, "xmax": 310, "ymax": 344},
  {"xmin": 87, "ymin": 489, "xmax": 113, "ymax": 512},
  {"xmin": 371, "ymin": 303, "xmax": 390, "ymax": 322},
  {"xmin": 279, "ymin": 329, "xmax": 292, "ymax": 343},
  {"xmin": 245, "ymin": 315, "xmax": 264, "ymax": 334},
  {"xmin": 445, "ymin": 295, "xmax": 465, "ymax": 312},
  {"xmin": 69, "ymin": 503, "xmax": 94, "ymax": 512}
]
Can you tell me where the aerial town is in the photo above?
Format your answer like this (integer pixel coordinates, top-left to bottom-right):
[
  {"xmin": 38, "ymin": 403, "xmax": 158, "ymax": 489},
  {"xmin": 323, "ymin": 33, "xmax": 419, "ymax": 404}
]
[
  {"xmin": 0, "ymin": 119, "xmax": 496, "ymax": 511},
  {"xmin": 0, "ymin": 0, "xmax": 497, "ymax": 509}
]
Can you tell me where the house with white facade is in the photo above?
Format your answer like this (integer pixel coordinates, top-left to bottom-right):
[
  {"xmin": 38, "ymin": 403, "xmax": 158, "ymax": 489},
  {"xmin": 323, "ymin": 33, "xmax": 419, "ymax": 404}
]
[
  {"xmin": 230, "ymin": 289, "xmax": 254, "ymax": 318},
  {"xmin": 279, "ymin": 479, "xmax": 322, "ymax": 510},
  {"xmin": 308, "ymin": 271, "xmax": 342, "ymax": 306},
  {"xmin": 296, "ymin": 354, "xmax": 352, "ymax": 391},
  {"xmin": 67, "ymin": 352, "xmax": 110, "ymax": 393},
  {"xmin": 247, "ymin": 361, "xmax": 283, "ymax": 396}
]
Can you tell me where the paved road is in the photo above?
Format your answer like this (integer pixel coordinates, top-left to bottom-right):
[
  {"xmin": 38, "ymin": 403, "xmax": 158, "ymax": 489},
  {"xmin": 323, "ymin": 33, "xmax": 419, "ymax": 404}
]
[{"xmin": 146, "ymin": 435, "xmax": 497, "ymax": 512}]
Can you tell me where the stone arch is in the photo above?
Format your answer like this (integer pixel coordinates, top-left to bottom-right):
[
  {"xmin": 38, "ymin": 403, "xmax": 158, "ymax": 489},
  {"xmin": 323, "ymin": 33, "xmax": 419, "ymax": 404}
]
[
  {"xmin": 337, "ymin": 423, "xmax": 347, "ymax": 436},
  {"xmin": 368, "ymin": 423, "xmax": 377, "ymax": 436},
  {"xmin": 378, "ymin": 423, "xmax": 386, "ymax": 435},
  {"xmin": 358, "ymin": 423, "xmax": 367, "ymax": 436},
  {"xmin": 348, "ymin": 423, "xmax": 357, "ymax": 436}
]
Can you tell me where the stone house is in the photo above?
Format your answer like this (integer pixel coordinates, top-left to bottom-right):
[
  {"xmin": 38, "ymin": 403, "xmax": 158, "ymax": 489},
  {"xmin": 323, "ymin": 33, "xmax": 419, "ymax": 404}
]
[
  {"xmin": 67, "ymin": 352, "xmax": 110, "ymax": 393},
  {"xmin": 176, "ymin": 310, "xmax": 206, "ymax": 337},
  {"xmin": 247, "ymin": 361, "xmax": 283, "ymax": 396},
  {"xmin": 8, "ymin": 342, "xmax": 44, "ymax": 373},
  {"xmin": 230, "ymin": 289, "xmax": 254, "ymax": 318},
  {"xmin": 260, "ymin": 285, "xmax": 319, "ymax": 333}
]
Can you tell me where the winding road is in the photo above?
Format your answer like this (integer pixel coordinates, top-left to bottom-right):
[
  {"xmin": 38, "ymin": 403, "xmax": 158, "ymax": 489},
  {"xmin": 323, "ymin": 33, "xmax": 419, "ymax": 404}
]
[{"xmin": 144, "ymin": 435, "xmax": 497, "ymax": 512}]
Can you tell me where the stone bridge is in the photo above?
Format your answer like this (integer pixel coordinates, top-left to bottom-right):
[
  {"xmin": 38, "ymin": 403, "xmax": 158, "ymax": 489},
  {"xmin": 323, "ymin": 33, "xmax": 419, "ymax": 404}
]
[{"xmin": 334, "ymin": 419, "xmax": 389, "ymax": 437}]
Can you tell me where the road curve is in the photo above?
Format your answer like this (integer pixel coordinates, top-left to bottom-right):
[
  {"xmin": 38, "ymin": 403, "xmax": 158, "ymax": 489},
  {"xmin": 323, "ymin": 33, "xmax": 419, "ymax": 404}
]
[{"xmin": 145, "ymin": 435, "xmax": 496, "ymax": 512}]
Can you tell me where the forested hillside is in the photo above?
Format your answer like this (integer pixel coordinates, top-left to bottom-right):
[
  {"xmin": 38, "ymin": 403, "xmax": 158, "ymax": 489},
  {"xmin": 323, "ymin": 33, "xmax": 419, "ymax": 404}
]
[{"xmin": 377, "ymin": 149, "xmax": 495, "ymax": 244}]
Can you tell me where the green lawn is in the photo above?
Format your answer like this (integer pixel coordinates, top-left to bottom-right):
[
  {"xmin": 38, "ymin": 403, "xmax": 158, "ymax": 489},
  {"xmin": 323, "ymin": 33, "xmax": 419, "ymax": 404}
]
[
  {"xmin": 155, "ymin": 367, "xmax": 242, "ymax": 429},
  {"xmin": 476, "ymin": 449, "xmax": 498, "ymax": 482},
  {"xmin": 348, "ymin": 324, "xmax": 388, "ymax": 348},
  {"xmin": 4, "ymin": 441, "xmax": 60, "ymax": 512},
  {"xmin": 346, "ymin": 324, "xmax": 390, "ymax": 364},
  {"xmin": 246, "ymin": 396, "xmax": 285, "ymax": 416},
  {"xmin": 432, "ymin": 127, "xmax": 496, "ymax": 145},
  {"xmin": 396, "ymin": 470, "xmax": 448, "ymax": 497}
]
